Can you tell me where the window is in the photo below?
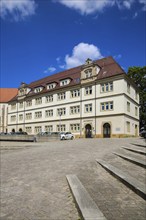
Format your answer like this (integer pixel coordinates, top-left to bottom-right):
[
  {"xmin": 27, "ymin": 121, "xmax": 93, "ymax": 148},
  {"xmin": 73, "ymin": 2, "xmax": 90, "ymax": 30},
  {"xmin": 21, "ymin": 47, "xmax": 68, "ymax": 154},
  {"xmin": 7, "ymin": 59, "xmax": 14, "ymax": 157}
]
[
  {"xmin": 101, "ymin": 82, "xmax": 113, "ymax": 93},
  {"xmin": 57, "ymin": 108, "xmax": 66, "ymax": 116},
  {"xmin": 57, "ymin": 124, "xmax": 66, "ymax": 132},
  {"xmin": 35, "ymin": 111, "xmax": 42, "ymax": 118},
  {"xmin": 70, "ymin": 106, "xmax": 80, "ymax": 114},
  {"xmin": 11, "ymin": 103, "xmax": 16, "ymax": 110},
  {"xmin": 46, "ymin": 95, "xmax": 53, "ymax": 103},
  {"xmin": 57, "ymin": 92, "xmax": 66, "ymax": 100},
  {"xmin": 26, "ymin": 113, "xmax": 32, "ymax": 120},
  {"xmin": 25, "ymin": 127, "xmax": 32, "ymax": 134},
  {"xmin": 34, "ymin": 87, "xmax": 43, "ymax": 93},
  {"xmin": 70, "ymin": 124, "xmax": 80, "ymax": 132},
  {"xmin": 135, "ymin": 107, "xmax": 138, "ymax": 116},
  {"xmin": 60, "ymin": 79, "xmax": 70, "ymax": 86},
  {"xmin": 135, "ymin": 91, "xmax": 138, "ymax": 100},
  {"xmin": 127, "ymin": 83, "xmax": 130, "ymax": 94},
  {"xmin": 35, "ymin": 126, "xmax": 42, "ymax": 133},
  {"xmin": 19, "ymin": 102, "xmax": 23, "ymax": 108},
  {"xmin": 85, "ymin": 69, "xmax": 92, "ymax": 78},
  {"xmin": 45, "ymin": 109, "xmax": 53, "ymax": 117},
  {"xmin": 47, "ymin": 83, "xmax": 56, "ymax": 90},
  {"xmin": 100, "ymin": 101, "xmax": 113, "ymax": 111},
  {"xmin": 45, "ymin": 125, "xmax": 53, "ymax": 132},
  {"xmin": 11, "ymin": 115, "xmax": 16, "ymax": 122},
  {"xmin": 85, "ymin": 86, "xmax": 92, "ymax": 95},
  {"xmin": 127, "ymin": 102, "xmax": 130, "ymax": 112},
  {"xmin": 70, "ymin": 89, "xmax": 80, "ymax": 98},
  {"xmin": 26, "ymin": 100, "xmax": 32, "ymax": 107},
  {"xmin": 126, "ymin": 121, "xmax": 130, "ymax": 132},
  {"xmin": 35, "ymin": 97, "xmax": 42, "ymax": 105},
  {"xmin": 85, "ymin": 104, "xmax": 92, "ymax": 113},
  {"xmin": 19, "ymin": 114, "xmax": 23, "ymax": 121}
]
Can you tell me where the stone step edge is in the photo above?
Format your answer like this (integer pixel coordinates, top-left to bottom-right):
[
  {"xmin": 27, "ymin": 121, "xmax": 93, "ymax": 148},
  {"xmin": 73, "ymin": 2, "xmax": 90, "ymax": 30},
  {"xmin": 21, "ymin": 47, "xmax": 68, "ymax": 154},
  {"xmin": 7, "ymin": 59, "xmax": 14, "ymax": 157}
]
[
  {"xmin": 122, "ymin": 146, "xmax": 146, "ymax": 155},
  {"xmin": 113, "ymin": 152, "xmax": 146, "ymax": 168},
  {"xmin": 66, "ymin": 174, "xmax": 107, "ymax": 220},
  {"xmin": 96, "ymin": 159, "xmax": 146, "ymax": 201}
]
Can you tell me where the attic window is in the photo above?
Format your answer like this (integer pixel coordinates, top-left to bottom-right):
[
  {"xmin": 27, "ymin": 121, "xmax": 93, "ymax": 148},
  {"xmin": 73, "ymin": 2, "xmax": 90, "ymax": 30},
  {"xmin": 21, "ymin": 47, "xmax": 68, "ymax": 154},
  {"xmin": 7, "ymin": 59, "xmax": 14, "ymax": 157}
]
[
  {"xmin": 85, "ymin": 69, "xmax": 92, "ymax": 78},
  {"xmin": 34, "ymin": 87, "xmax": 43, "ymax": 93},
  {"xmin": 47, "ymin": 83, "xmax": 56, "ymax": 90},
  {"xmin": 60, "ymin": 79, "xmax": 70, "ymax": 86}
]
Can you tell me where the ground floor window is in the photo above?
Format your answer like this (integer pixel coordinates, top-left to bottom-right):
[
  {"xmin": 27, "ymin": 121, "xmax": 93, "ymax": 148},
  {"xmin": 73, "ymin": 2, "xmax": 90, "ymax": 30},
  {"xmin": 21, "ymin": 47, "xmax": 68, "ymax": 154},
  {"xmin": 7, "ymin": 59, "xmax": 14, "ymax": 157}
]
[
  {"xmin": 35, "ymin": 126, "xmax": 42, "ymax": 133},
  {"xmin": 25, "ymin": 127, "xmax": 32, "ymax": 134},
  {"xmin": 45, "ymin": 125, "xmax": 53, "ymax": 132},
  {"xmin": 70, "ymin": 124, "xmax": 80, "ymax": 132},
  {"xmin": 126, "ymin": 121, "xmax": 130, "ymax": 132},
  {"xmin": 57, "ymin": 124, "xmax": 66, "ymax": 132}
]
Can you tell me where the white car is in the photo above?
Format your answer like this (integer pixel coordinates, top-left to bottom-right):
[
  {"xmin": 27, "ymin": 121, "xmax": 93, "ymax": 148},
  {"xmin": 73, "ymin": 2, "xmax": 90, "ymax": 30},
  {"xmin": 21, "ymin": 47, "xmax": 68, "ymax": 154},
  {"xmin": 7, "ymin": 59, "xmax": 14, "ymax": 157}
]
[{"xmin": 60, "ymin": 132, "xmax": 74, "ymax": 140}]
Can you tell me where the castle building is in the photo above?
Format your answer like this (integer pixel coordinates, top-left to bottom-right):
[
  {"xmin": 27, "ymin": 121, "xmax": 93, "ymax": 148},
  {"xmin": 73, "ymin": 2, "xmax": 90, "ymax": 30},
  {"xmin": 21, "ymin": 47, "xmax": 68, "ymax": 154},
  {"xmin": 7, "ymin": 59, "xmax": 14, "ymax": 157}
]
[{"xmin": 7, "ymin": 57, "xmax": 139, "ymax": 138}]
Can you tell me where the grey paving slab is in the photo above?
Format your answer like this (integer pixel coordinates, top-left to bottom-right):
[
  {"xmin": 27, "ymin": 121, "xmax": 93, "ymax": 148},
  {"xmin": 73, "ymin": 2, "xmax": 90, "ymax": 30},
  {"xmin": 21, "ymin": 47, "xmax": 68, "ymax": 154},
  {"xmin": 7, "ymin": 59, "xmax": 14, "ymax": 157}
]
[
  {"xmin": 113, "ymin": 152, "xmax": 146, "ymax": 168},
  {"xmin": 66, "ymin": 174, "xmax": 107, "ymax": 220},
  {"xmin": 96, "ymin": 159, "xmax": 146, "ymax": 200}
]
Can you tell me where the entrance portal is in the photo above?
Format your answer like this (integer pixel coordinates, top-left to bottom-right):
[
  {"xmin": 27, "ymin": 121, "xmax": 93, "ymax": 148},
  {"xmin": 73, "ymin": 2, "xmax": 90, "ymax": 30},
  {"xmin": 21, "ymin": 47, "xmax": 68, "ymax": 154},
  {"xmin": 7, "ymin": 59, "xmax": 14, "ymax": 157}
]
[
  {"xmin": 103, "ymin": 123, "xmax": 111, "ymax": 138},
  {"xmin": 85, "ymin": 124, "xmax": 92, "ymax": 138}
]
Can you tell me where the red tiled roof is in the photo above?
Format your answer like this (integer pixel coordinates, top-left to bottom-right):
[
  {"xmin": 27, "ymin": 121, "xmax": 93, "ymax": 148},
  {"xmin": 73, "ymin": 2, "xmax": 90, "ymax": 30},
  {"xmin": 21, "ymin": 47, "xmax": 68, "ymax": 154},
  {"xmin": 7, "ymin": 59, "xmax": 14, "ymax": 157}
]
[{"xmin": 0, "ymin": 88, "xmax": 18, "ymax": 103}]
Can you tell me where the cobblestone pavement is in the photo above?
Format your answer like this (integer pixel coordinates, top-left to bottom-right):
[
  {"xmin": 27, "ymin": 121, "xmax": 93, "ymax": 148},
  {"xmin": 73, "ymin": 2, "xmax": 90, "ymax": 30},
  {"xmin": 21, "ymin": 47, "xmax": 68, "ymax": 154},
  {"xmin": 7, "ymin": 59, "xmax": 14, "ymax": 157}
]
[{"xmin": 0, "ymin": 138, "xmax": 146, "ymax": 220}]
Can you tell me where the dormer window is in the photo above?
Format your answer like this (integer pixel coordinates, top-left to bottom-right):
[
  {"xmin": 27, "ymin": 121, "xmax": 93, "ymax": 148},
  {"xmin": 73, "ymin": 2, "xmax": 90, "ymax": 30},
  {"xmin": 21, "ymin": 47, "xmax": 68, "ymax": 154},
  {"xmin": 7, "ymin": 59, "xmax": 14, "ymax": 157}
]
[
  {"xmin": 34, "ymin": 86, "xmax": 43, "ymax": 93},
  {"xmin": 85, "ymin": 69, "xmax": 92, "ymax": 78},
  {"xmin": 60, "ymin": 79, "xmax": 70, "ymax": 86},
  {"xmin": 47, "ymin": 83, "xmax": 56, "ymax": 90}
]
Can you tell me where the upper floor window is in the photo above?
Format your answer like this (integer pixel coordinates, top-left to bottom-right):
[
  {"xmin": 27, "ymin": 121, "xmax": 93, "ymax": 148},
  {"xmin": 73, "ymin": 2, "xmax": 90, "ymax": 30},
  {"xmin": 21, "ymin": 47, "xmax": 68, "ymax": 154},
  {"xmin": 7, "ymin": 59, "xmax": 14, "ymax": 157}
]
[
  {"xmin": 46, "ymin": 95, "xmax": 53, "ymax": 103},
  {"xmin": 47, "ymin": 83, "xmax": 56, "ymax": 90},
  {"xmin": 60, "ymin": 79, "xmax": 70, "ymax": 86},
  {"xmin": 57, "ymin": 92, "xmax": 66, "ymax": 101},
  {"xmin": 35, "ymin": 111, "xmax": 42, "ymax": 118},
  {"xmin": 11, "ymin": 103, "xmax": 16, "ymax": 110},
  {"xmin": 85, "ymin": 104, "xmax": 92, "ymax": 113},
  {"xmin": 85, "ymin": 69, "xmax": 92, "ymax": 78},
  {"xmin": 35, "ymin": 97, "xmax": 42, "ymax": 105},
  {"xmin": 45, "ymin": 109, "xmax": 53, "ymax": 117},
  {"xmin": 19, "ymin": 114, "xmax": 23, "ymax": 121},
  {"xmin": 135, "ymin": 107, "xmax": 138, "ymax": 116},
  {"xmin": 127, "ymin": 102, "xmax": 130, "ymax": 112},
  {"xmin": 19, "ymin": 102, "xmax": 23, "ymax": 108},
  {"xmin": 70, "ymin": 89, "xmax": 80, "ymax": 98},
  {"xmin": 26, "ymin": 113, "xmax": 32, "ymax": 120},
  {"xmin": 34, "ymin": 87, "xmax": 43, "ymax": 93},
  {"xmin": 70, "ymin": 106, "xmax": 80, "ymax": 114},
  {"xmin": 85, "ymin": 86, "xmax": 92, "ymax": 95},
  {"xmin": 101, "ymin": 82, "xmax": 113, "ymax": 93},
  {"xmin": 127, "ymin": 83, "xmax": 130, "ymax": 94},
  {"xmin": 135, "ymin": 91, "xmax": 138, "ymax": 100},
  {"xmin": 11, "ymin": 115, "xmax": 16, "ymax": 122},
  {"xmin": 26, "ymin": 100, "xmax": 32, "ymax": 107},
  {"xmin": 57, "ymin": 108, "xmax": 66, "ymax": 116},
  {"xmin": 101, "ymin": 101, "xmax": 113, "ymax": 111}
]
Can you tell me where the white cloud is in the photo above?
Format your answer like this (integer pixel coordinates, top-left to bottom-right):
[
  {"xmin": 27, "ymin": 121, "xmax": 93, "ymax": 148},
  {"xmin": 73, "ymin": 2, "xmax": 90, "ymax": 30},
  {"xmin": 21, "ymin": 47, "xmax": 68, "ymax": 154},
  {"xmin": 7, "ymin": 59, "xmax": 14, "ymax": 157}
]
[
  {"xmin": 44, "ymin": 66, "xmax": 56, "ymax": 74},
  {"xmin": 114, "ymin": 54, "xmax": 122, "ymax": 59},
  {"xmin": 133, "ymin": 12, "xmax": 138, "ymax": 19},
  {"xmin": 116, "ymin": 0, "xmax": 135, "ymax": 10},
  {"xmin": 54, "ymin": 0, "xmax": 115, "ymax": 15},
  {"xmin": 64, "ymin": 43, "xmax": 103, "ymax": 69},
  {"xmin": 0, "ymin": 0, "xmax": 37, "ymax": 21},
  {"xmin": 139, "ymin": 0, "xmax": 146, "ymax": 11}
]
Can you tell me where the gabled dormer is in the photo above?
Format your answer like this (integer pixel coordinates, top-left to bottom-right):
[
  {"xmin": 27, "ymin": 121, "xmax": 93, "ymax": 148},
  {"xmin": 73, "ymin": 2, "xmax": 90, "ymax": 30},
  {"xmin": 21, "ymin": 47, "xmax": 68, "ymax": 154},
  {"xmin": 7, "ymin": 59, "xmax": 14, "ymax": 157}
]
[
  {"xmin": 47, "ymin": 82, "xmax": 57, "ymax": 90},
  {"xmin": 18, "ymin": 82, "xmax": 31, "ymax": 99},
  {"xmin": 60, "ymin": 78, "xmax": 71, "ymax": 87},
  {"xmin": 81, "ymin": 58, "xmax": 100, "ymax": 84}
]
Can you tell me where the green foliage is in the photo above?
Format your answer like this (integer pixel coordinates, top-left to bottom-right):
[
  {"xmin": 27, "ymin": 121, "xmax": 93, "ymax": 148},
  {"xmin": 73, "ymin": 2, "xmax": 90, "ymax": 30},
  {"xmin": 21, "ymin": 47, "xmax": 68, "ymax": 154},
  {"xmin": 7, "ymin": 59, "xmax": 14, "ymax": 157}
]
[{"xmin": 127, "ymin": 66, "xmax": 146, "ymax": 128}]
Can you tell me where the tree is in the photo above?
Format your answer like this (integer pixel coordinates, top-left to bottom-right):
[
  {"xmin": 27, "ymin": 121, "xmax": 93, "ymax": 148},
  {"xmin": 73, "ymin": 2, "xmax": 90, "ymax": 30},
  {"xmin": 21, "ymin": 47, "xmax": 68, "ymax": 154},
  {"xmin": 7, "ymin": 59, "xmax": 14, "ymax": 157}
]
[{"xmin": 127, "ymin": 66, "xmax": 146, "ymax": 129}]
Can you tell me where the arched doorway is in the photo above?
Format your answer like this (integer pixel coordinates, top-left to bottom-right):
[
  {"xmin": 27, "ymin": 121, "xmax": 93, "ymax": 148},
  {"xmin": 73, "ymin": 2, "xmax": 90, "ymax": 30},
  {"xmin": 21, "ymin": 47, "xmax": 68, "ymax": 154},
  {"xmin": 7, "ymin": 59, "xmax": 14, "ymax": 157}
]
[
  {"xmin": 103, "ymin": 123, "xmax": 111, "ymax": 138},
  {"xmin": 85, "ymin": 124, "xmax": 92, "ymax": 138}
]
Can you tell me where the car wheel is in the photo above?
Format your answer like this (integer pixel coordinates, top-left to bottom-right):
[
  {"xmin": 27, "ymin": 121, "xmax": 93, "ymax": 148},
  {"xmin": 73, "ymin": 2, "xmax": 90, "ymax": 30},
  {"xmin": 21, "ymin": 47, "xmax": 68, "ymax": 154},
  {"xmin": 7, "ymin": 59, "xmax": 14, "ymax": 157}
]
[{"xmin": 71, "ymin": 136, "xmax": 74, "ymax": 140}]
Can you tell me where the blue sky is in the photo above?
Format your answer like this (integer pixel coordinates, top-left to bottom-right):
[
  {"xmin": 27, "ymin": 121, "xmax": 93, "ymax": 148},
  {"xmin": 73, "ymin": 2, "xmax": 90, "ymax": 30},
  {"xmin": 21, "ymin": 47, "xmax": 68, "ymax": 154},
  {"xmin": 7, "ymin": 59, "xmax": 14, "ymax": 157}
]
[{"xmin": 1, "ymin": 0, "xmax": 146, "ymax": 88}]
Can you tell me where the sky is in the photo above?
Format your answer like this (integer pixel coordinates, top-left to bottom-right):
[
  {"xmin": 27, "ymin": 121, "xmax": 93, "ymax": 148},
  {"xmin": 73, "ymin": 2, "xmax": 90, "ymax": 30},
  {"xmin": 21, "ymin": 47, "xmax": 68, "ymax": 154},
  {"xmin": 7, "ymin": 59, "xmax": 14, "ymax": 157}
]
[{"xmin": 0, "ymin": 0, "xmax": 146, "ymax": 88}]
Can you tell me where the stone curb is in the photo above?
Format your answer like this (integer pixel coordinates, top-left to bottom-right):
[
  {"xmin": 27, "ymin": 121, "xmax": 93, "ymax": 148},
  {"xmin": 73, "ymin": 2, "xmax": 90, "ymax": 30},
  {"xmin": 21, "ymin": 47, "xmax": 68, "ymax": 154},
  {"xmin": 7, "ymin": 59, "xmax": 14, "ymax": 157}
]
[
  {"xmin": 96, "ymin": 159, "xmax": 146, "ymax": 200},
  {"xmin": 66, "ymin": 174, "xmax": 107, "ymax": 220},
  {"xmin": 113, "ymin": 152, "xmax": 146, "ymax": 168},
  {"xmin": 122, "ymin": 146, "xmax": 146, "ymax": 155}
]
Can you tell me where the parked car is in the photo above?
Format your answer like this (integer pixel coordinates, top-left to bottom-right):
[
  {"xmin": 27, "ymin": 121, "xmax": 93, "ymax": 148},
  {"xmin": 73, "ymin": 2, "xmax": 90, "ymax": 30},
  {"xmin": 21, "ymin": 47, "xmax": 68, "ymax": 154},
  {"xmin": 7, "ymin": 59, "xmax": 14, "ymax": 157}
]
[
  {"xmin": 60, "ymin": 132, "xmax": 74, "ymax": 140},
  {"xmin": 37, "ymin": 132, "xmax": 51, "ymax": 136},
  {"xmin": 140, "ymin": 129, "xmax": 146, "ymax": 138}
]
